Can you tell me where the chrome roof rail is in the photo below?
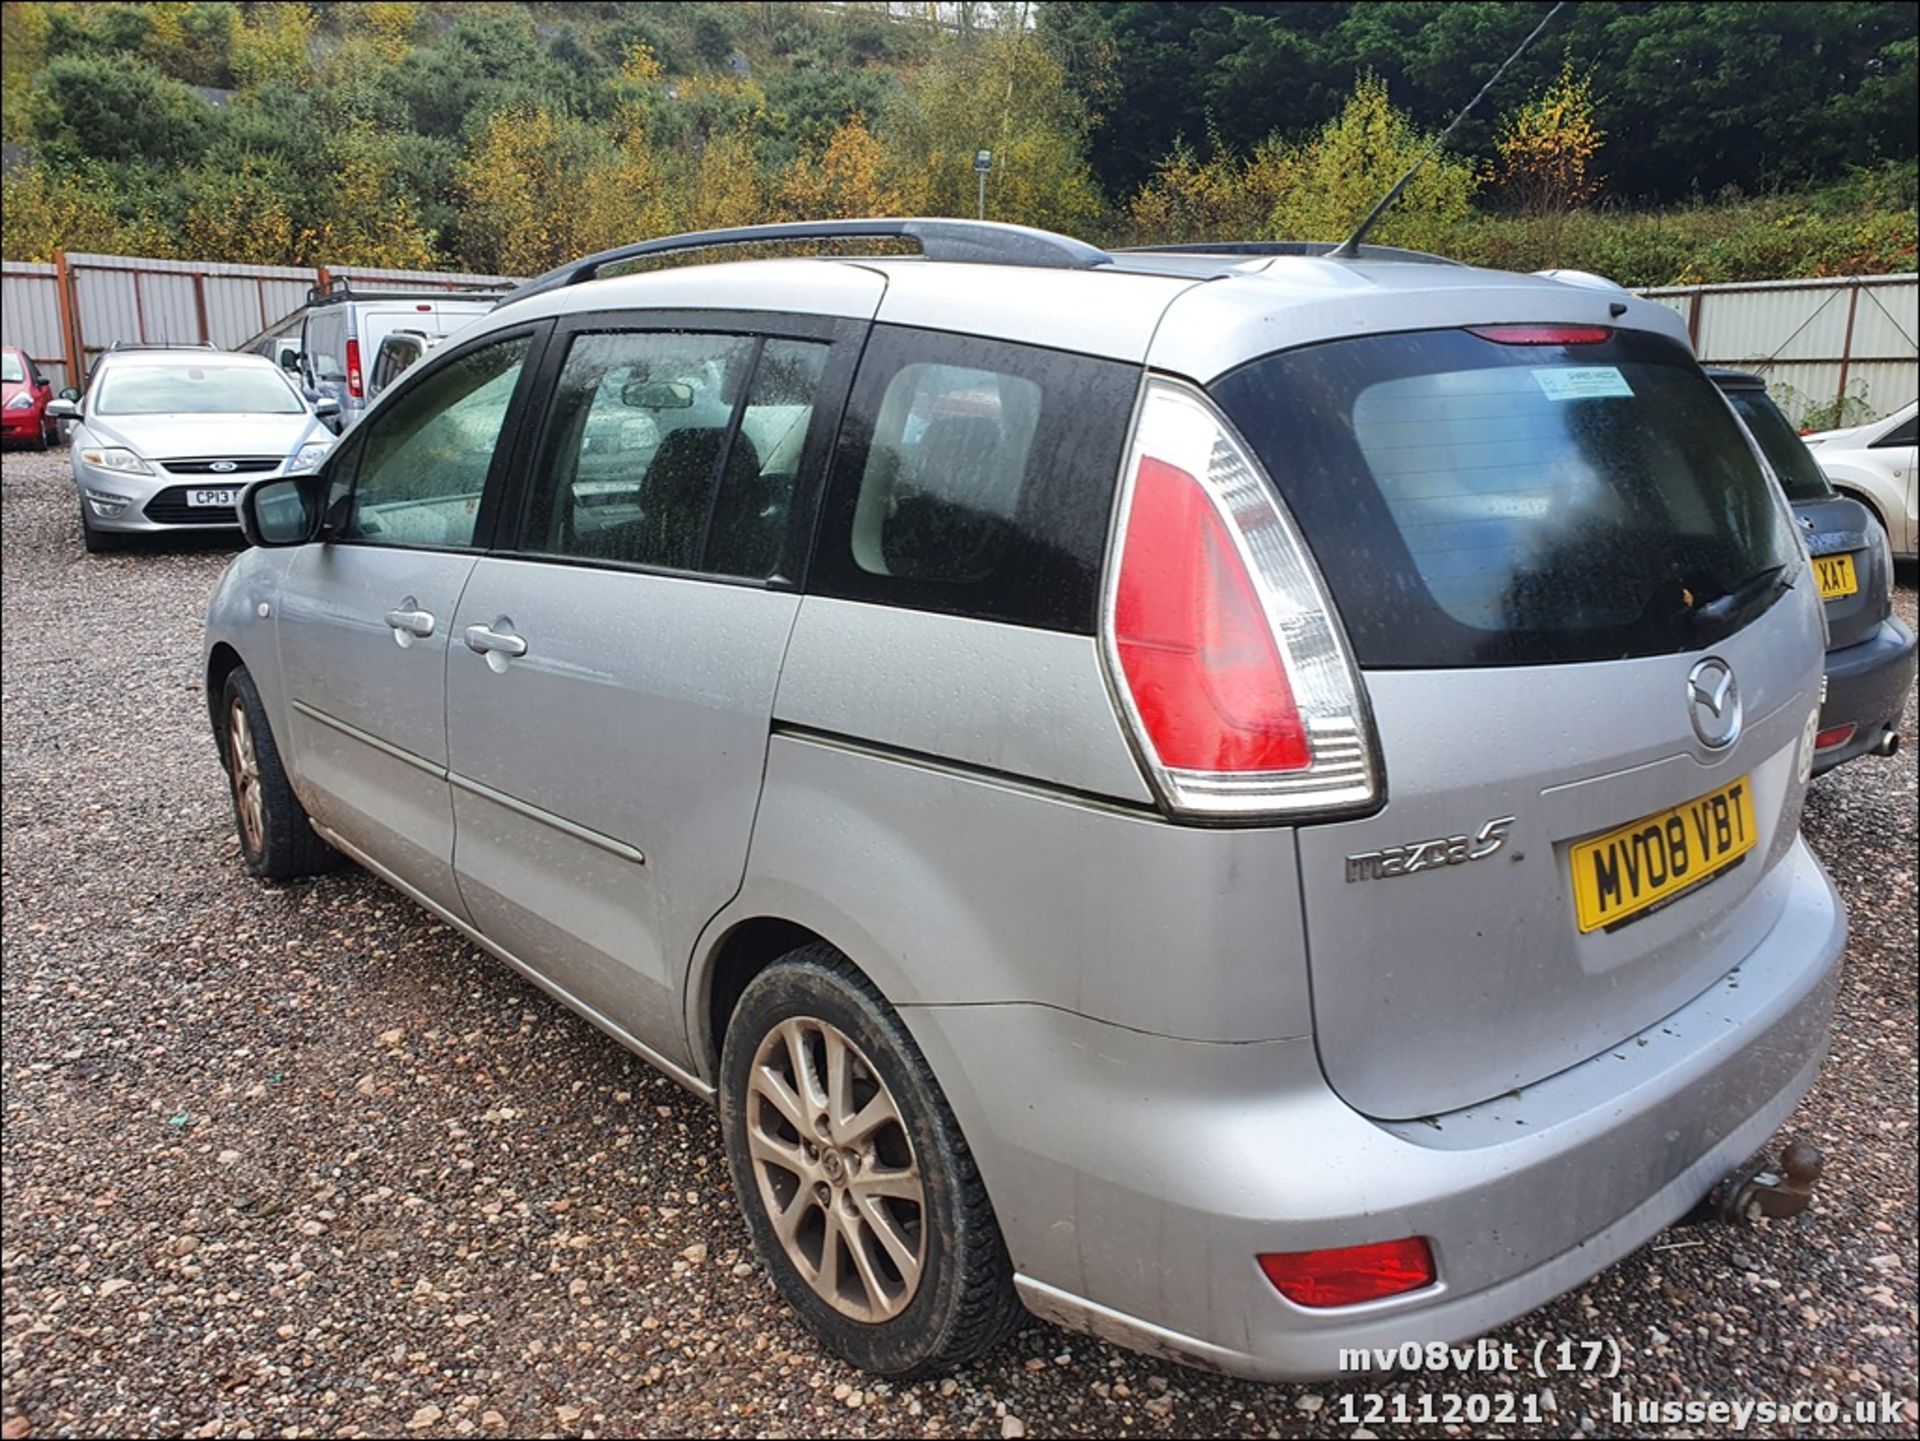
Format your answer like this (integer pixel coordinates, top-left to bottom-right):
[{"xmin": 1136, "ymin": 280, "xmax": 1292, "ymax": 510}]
[{"xmin": 495, "ymin": 218, "xmax": 1113, "ymax": 309}]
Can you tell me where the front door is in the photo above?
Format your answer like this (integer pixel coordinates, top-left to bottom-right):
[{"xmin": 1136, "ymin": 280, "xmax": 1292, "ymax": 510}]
[
  {"xmin": 444, "ymin": 317, "xmax": 860, "ymax": 1068},
  {"xmin": 276, "ymin": 329, "xmax": 542, "ymax": 917}
]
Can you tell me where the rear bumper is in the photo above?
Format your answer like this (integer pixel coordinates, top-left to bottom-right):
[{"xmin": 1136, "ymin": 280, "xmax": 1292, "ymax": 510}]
[
  {"xmin": 909, "ymin": 835, "xmax": 1844, "ymax": 1382},
  {"xmin": 1816, "ymin": 615, "xmax": 1917, "ymax": 773}
]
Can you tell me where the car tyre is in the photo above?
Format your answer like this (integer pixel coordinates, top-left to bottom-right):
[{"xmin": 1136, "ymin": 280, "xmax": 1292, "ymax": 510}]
[
  {"xmin": 78, "ymin": 501, "xmax": 122, "ymax": 554},
  {"xmin": 221, "ymin": 666, "xmax": 338, "ymax": 880},
  {"xmin": 33, "ymin": 415, "xmax": 53, "ymax": 450},
  {"xmin": 720, "ymin": 944, "xmax": 1024, "ymax": 1377}
]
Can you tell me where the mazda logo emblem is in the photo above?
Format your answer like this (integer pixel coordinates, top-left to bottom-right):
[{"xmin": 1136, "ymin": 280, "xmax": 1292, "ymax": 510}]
[
  {"xmin": 1687, "ymin": 657, "xmax": 1741, "ymax": 750},
  {"xmin": 209, "ymin": 460, "xmax": 237, "ymax": 473}
]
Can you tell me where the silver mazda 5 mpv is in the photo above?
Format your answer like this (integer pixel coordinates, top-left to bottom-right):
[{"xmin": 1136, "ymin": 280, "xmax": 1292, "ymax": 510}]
[{"xmin": 203, "ymin": 220, "xmax": 1844, "ymax": 1381}]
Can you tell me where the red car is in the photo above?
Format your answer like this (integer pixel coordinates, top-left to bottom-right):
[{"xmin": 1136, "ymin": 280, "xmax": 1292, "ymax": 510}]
[{"xmin": 2, "ymin": 346, "xmax": 60, "ymax": 449}]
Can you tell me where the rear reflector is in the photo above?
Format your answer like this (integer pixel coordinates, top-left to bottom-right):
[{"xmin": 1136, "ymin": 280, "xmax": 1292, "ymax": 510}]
[
  {"xmin": 1259, "ymin": 1237, "xmax": 1437, "ymax": 1307},
  {"xmin": 1469, "ymin": 324, "xmax": 1612, "ymax": 345},
  {"xmin": 1815, "ymin": 723, "xmax": 1857, "ymax": 751},
  {"xmin": 1103, "ymin": 380, "xmax": 1378, "ymax": 818}
]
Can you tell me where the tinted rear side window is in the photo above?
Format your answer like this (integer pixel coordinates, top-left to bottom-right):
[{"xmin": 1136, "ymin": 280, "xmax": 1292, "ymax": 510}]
[
  {"xmin": 1724, "ymin": 387, "xmax": 1831, "ymax": 501},
  {"xmin": 811, "ymin": 326, "xmax": 1138, "ymax": 633},
  {"xmin": 1212, "ymin": 328, "xmax": 1797, "ymax": 668}
]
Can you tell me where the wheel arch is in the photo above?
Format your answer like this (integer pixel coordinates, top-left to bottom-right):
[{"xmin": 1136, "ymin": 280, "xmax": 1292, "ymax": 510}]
[{"xmin": 206, "ymin": 641, "xmax": 246, "ymax": 738}]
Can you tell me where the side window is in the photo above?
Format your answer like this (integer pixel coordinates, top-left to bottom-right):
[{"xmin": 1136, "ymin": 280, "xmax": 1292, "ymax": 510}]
[
  {"xmin": 524, "ymin": 330, "xmax": 827, "ymax": 580},
  {"xmin": 812, "ymin": 327, "xmax": 1138, "ymax": 632},
  {"xmin": 305, "ymin": 312, "xmax": 346, "ymax": 382},
  {"xmin": 1872, "ymin": 416, "xmax": 1917, "ymax": 448},
  {"xmin": 341, "ymin": 335, "xmax": 530, "ymax": 550},
  {"xmin": 369, "ymin": 336, "xmax": 418, "ymax": 397},
  {"xmin": 714, "ymin": 338, "xmax": 829, "ymax": 578}
]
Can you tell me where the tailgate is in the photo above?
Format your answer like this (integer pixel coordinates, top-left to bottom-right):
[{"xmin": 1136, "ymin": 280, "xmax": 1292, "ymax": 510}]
[
  {"xmin": 1295, "ymin": 610, "xmax": 1822, "ymax": 1119},
  {"xmin": 1210, "ymin": 322, "xmax": 1825, "ymax": 1119}
]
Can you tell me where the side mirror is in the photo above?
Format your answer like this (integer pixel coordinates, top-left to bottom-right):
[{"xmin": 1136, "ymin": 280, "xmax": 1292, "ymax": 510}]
[
  {"xmin": 46, "ymin": 397, "xmax": 79, "ymax": 420},
  {"xmin": 59, "ymin": 386, "xmax": 81, "ymax": 401},
  {"xmin": 238, "ymin": 473, "xmax": 329, "ymax": 548},
  {"xmin": 280, "ymin": 350, "xmax": 302, "ymax": 372},
  {"xmin": 312, "ymin": 395, "xmax": 340, "ymax": 418}
]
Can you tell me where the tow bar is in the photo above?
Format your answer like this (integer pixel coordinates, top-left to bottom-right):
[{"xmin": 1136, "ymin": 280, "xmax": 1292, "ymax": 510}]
[{"xmin": 1681, "ymin": 1138, "xmax": 1825, "ymax": 1226}]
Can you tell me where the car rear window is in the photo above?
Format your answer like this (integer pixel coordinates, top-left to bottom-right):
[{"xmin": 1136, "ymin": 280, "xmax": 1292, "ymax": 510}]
[
  {"xmin": 1723, "ymin": 387, "xmax": 1832, "ymax": 501},
  {"xmin": 1211, "ymin": 328, "xmax": 1798, "ymax": 668}
]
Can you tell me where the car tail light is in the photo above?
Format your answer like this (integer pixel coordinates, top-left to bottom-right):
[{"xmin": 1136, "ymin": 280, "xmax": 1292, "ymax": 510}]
[
  {"xmin": 1815, "ymin": 723, "xmax": 1856, "ymax": 751},
  {"xmin": 1104, "ymin": 379, "xmax": 1378, "ymax": 818},
  {"xmin": 1259, "ymin": 1237, "xmax": 1437, "ymax": 1307},
  {"xmin": 345, "ymin": 338, "xmax": 363, "ymax": 398},
  {"xmin": 1468, "ymin": 324, "xmax": 1611, "ymax": 345}
]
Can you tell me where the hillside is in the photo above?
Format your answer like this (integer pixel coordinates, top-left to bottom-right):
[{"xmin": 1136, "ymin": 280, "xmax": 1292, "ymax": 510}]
[{"xmin": 2, "ymin": 1, "xmax": 1915, "ymax": 285}]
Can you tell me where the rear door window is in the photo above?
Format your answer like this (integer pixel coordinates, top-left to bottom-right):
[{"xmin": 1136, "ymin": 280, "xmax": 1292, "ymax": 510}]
[
  {"xmin": 304, "ymin": 311, "xmax": 346, "ymax": 382},
  {"xmin": 810, "ymin": 327, "xmax": 1137, "ymax": 632},
  {"xmin": 521, "ymin": 329, "xmax": 829, "ymax": 581},
  {"xmin": 1211, "ymin": 328, "xmax": 1797, "ymax": 668}
]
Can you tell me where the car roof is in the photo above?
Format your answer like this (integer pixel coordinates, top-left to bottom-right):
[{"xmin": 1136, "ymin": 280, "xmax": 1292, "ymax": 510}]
[
  {"xmin": 476, "ymin": 251, "xmax": 1690, "ymax": 378},
  {"xmin": 96, "ymin": 349, "xmax": 282, "ymax": 370},
  {"xmin": 467, "ymin": 220, "xmax": 1692, "ymax": 380}
]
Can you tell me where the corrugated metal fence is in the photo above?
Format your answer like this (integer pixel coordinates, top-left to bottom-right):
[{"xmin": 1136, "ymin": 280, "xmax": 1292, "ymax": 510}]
[
  {"xmin": 1638, "ymin": 273, "xmax": 1918, "ymax": 427},
  {"xmin": 1, "ymin": 251, "xmax": 518, "ymax": 392}
]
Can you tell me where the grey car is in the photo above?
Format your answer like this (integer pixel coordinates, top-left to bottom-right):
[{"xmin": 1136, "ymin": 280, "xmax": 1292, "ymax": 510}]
[
  {"xmin": 50, "ymin": 347, "xmax": 337, "ymax": 553},
  {"xmin": 1711, "ymin": 369, "xmax": 1916, "ymax": 773},
  {"xmin": 203, "ymin": 219, "xmax": 1845, "ymax": 1381}
]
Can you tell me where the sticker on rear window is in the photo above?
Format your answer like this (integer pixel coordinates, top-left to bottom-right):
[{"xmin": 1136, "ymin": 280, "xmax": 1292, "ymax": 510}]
[{"xmin": 1533, "ymin": 367, "xmax": 1634, "ymax": 400}]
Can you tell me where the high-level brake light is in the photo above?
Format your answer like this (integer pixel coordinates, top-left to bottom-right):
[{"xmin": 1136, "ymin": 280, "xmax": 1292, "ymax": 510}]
[{"xmin": 1469, "ymin": 324, "xmax": 1612, "ymax": 345}]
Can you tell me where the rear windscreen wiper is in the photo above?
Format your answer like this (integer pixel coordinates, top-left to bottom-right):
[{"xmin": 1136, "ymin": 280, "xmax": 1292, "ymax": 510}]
[{"xmin": 1691, "ymin": 564, "xmax": 1791, "ymax": 630}]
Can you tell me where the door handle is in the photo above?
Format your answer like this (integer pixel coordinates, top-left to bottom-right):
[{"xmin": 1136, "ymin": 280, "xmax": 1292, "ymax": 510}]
[
  {"xmin": 464, "ymin": 623, "xmax": 528, "ymax": 659},
  {"xmin": 383, "ymin": 600, "xmax": 435, "ymax": 642}
]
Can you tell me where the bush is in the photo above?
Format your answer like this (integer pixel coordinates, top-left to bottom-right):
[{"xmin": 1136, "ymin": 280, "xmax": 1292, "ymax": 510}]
[{"xmin": 29, "ymin": 53, "xmax": 212, "ymax": 169}]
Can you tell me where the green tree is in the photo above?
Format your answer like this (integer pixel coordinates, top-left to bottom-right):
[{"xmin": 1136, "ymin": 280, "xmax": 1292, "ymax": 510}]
[
  {"xmin": 29, "ymin": 52, "xmax": 212, "ymax": 168},
  {"xmin": 884, "ymin": 27, "xmax": 1103, "ymax": 231},
  {"xmin": 1264, "ymin": 74, "xmax": 1477, "ymax": 250}
]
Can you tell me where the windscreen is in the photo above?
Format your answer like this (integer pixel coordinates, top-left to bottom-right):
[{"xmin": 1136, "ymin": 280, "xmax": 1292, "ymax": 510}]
[
  {"xmin": 1, "ymin": 353, "xmax": 24, "ymax": 383},
  {"xmin": 1211, "ymin": 328, "xmax": 1797, "ymax": 668},
  {"xmin": 96, "ymin": 364, "xmax": 304, "ymax": 416},
  {"xmin": 1724, "ymin": 387, "xmax": 1832, "ymax": 501}
]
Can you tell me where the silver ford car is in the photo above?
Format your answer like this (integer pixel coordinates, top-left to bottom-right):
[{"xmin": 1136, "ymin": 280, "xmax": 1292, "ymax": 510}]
[
  {"xmin": 52, "ymin": 346, "xmax": 338, "ymax": 553},
  {"xmin": 202, "ymin": 220, "xmax": 1845, "ymax": 1381}
]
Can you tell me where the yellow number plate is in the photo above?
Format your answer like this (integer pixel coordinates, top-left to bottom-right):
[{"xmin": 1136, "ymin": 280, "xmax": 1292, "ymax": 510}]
[
  {"xmin": 1570, "ymin": 776, "xmax": 1757, "ymax": 933},
  {"xmin": 1813, "ymin": 552, "xmax": 1859, "ymax": 600}
]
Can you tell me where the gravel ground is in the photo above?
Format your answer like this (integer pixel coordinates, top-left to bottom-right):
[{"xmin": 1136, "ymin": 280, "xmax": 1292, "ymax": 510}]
[{"xmin": 3, "ymin": 443, "xmax": 1915, "ymax": 1441}]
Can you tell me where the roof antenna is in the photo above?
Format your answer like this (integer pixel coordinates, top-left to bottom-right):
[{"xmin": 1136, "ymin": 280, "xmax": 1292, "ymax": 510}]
[{"xmin": 1329, "ymin": 1, "xmax": 1566, "ymax": 260}]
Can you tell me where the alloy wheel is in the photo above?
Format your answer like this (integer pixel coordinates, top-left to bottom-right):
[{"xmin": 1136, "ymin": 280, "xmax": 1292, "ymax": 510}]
[
  {"xmin": 745, "ymin": 1016, "xmax": 927, "ymax": 1322},
  {"xmin": 228, "ymin": 698, "xmax": 265, "ymax": 856}
]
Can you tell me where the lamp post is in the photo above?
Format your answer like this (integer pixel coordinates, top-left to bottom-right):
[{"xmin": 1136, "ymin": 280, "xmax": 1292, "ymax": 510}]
[{"xmin": 974, "ymin": 149, "xmax": 993, "ymax": 220}]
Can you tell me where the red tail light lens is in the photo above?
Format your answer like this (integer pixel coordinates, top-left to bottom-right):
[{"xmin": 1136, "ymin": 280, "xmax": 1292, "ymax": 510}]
[
  {"xmin": 345, "ymin": 338, "xmax": 363, "ymax": 398},
  {"xmin": 1103, "ymin": 380, "xmax": 1378, "ymax": 819},
  {"xmin": 1814, "ymin": 723, "xmax": 1856, "ymax": 751},
  {"xmin": 1469, "ymin": 324, "xmax": 1612, "ymax": 345},
  {"xmin": 1259, "ymin": 1237, "xmax": 1437, "ymax": 1307},
  {"xmin": 1114, "ymin": 457, "xmax": 1310, "ymax": 773}
]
